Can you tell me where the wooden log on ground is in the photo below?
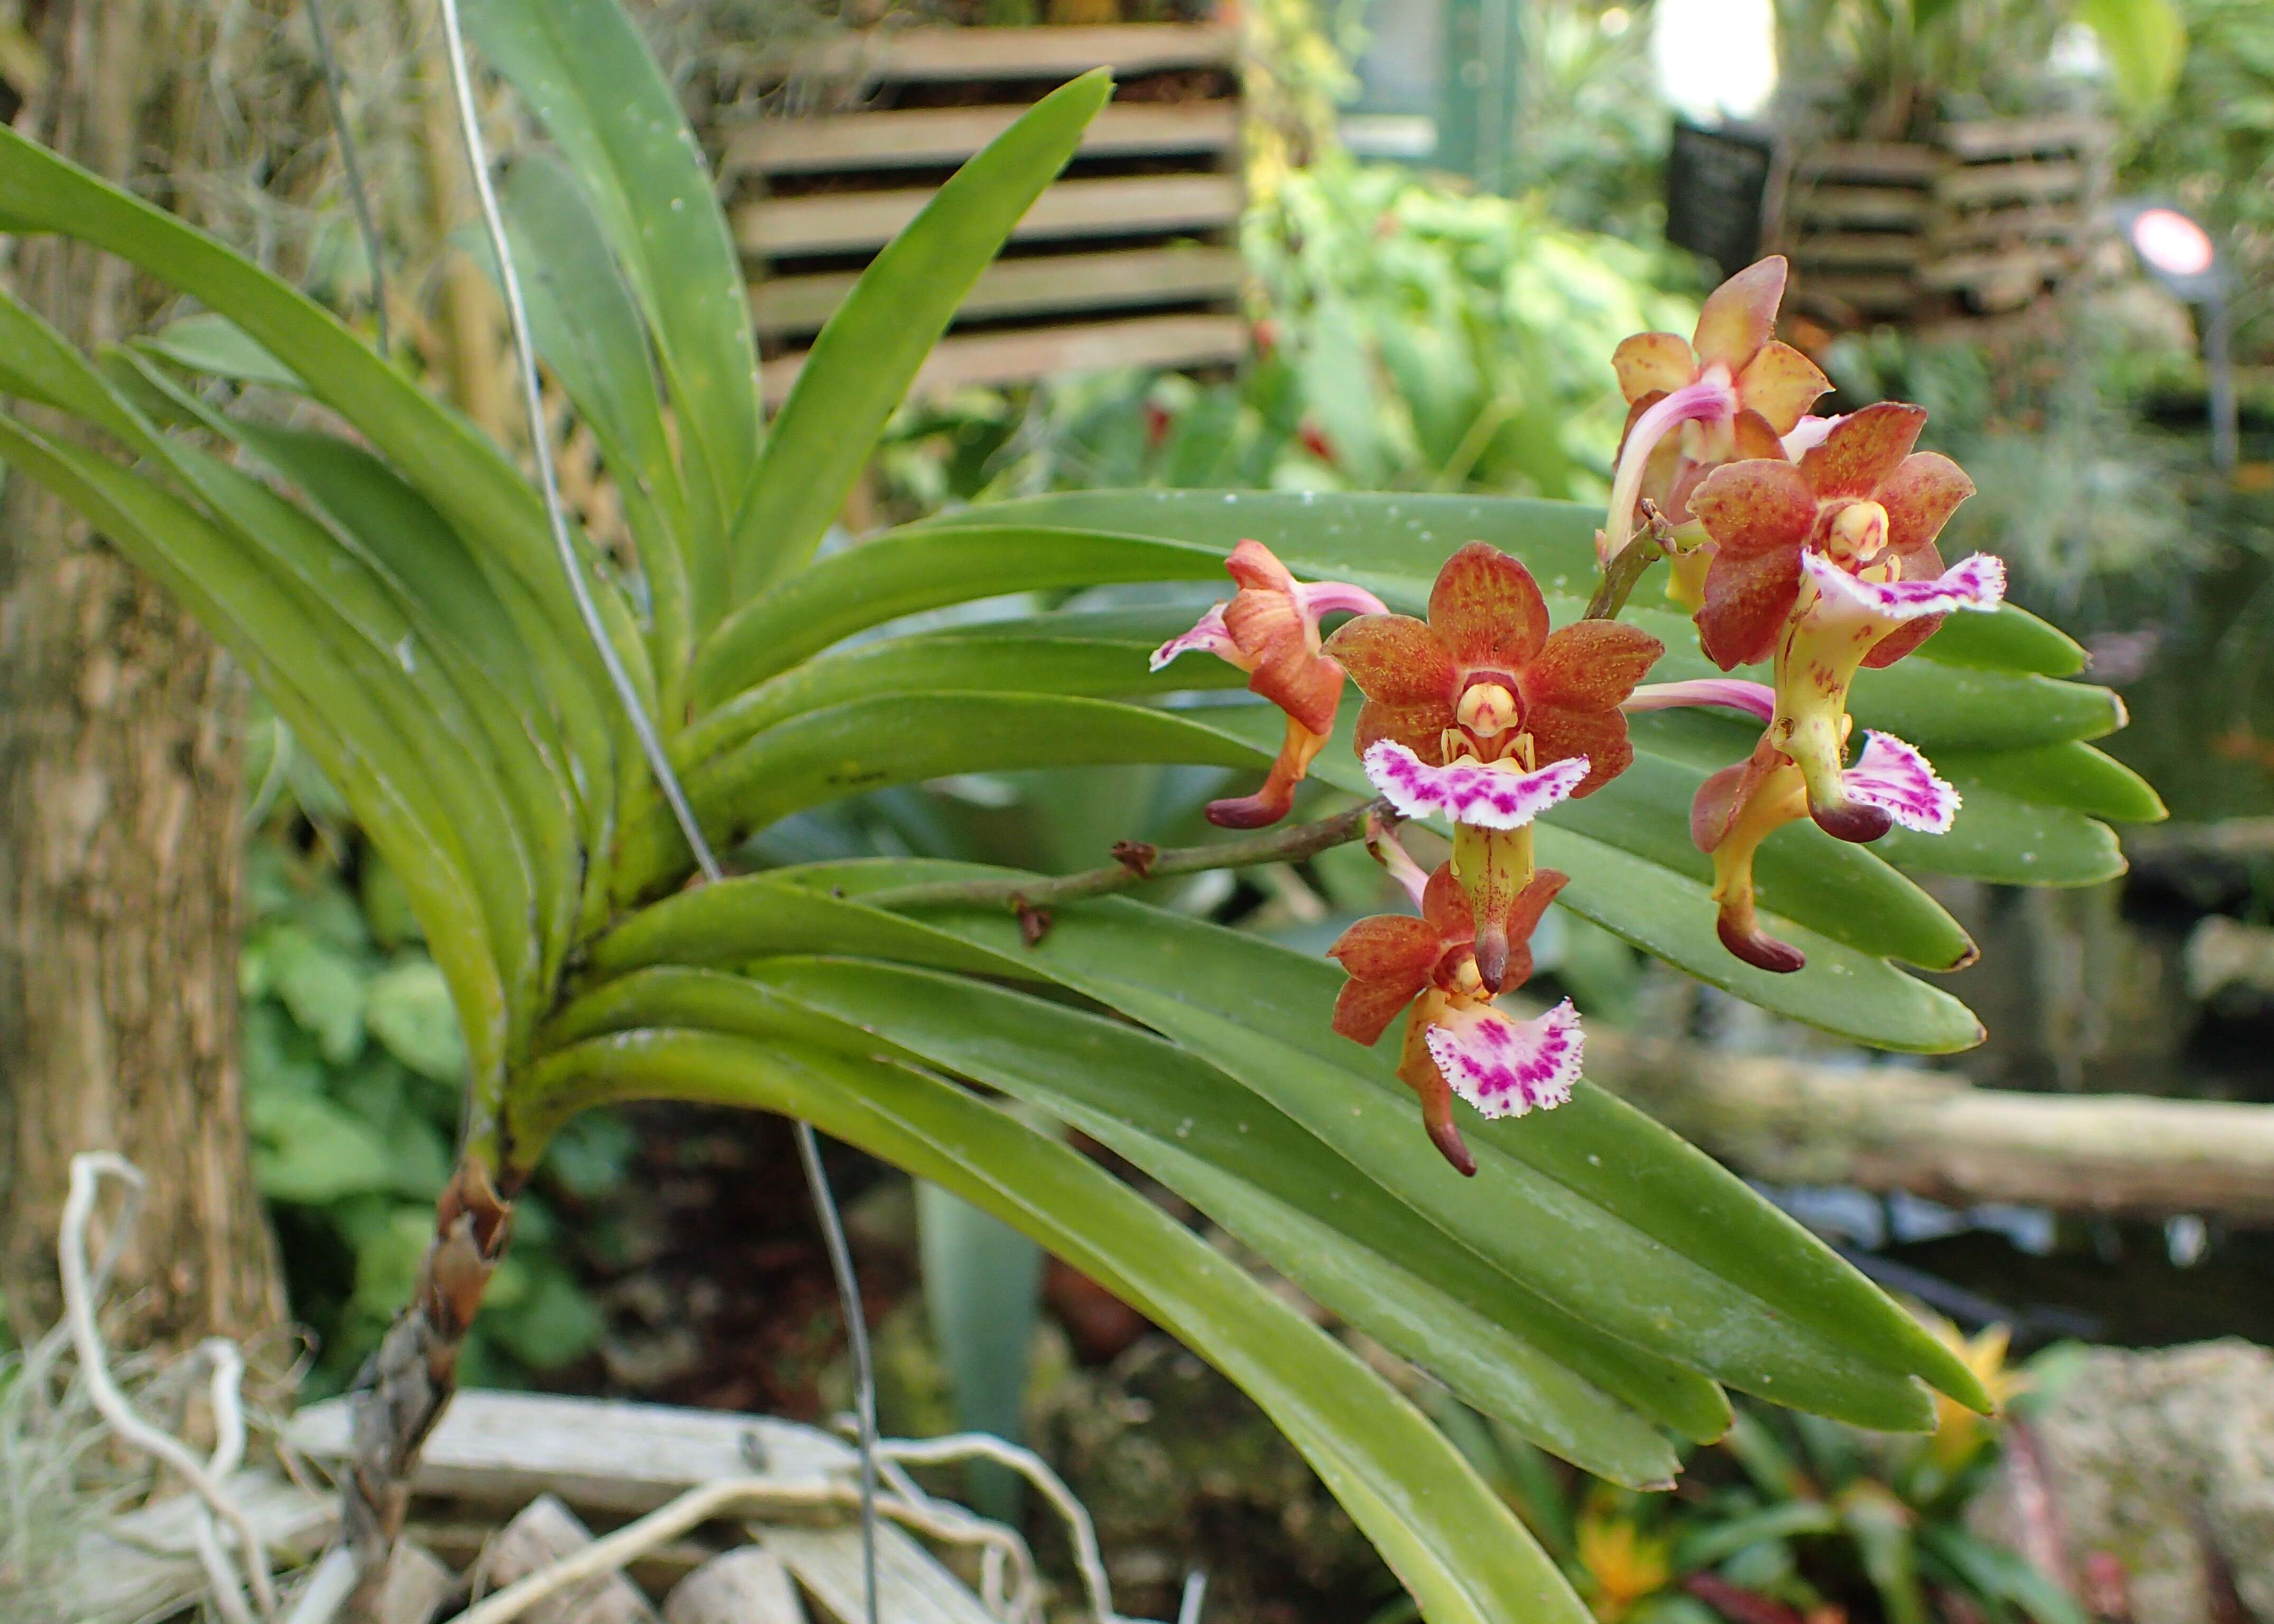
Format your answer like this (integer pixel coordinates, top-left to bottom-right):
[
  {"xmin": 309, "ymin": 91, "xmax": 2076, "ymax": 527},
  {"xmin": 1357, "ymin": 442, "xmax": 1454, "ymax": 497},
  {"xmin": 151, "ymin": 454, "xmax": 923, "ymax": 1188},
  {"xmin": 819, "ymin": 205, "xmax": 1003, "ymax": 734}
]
[{"xmin": 1583, "ymin": 1029, "xmax": 2274, "ymax": 1224}]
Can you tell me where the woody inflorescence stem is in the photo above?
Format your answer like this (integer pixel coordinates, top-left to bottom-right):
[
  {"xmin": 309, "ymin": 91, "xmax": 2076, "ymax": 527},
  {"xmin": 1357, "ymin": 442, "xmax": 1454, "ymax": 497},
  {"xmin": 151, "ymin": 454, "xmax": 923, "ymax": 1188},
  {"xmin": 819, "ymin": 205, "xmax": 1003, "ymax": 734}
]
[
  {"xmin": 866, "ymin": 797, "xmax": 1397, "ymax": 939},
  {"xmin": 1584, "ymin": 498, "xmax": 1676, "ymax": 621}
]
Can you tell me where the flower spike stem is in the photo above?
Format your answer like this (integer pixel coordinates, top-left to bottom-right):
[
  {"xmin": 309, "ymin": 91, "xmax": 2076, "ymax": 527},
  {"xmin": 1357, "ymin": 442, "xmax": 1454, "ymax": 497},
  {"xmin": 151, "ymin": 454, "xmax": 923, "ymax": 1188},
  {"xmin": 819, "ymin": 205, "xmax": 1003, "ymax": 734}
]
[
  {"xmin": 1585, "ymin": 500, "xmax": 1674, "ymax": 621},
  {"xmin": 868, "ymin": 797, "xmax": 1397, "ymax": 929}
]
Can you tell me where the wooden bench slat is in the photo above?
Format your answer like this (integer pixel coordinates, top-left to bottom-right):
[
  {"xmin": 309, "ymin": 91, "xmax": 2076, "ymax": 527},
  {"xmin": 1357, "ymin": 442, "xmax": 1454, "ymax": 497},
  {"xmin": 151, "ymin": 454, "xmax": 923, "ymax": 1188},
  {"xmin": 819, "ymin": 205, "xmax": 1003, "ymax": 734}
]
[
  {"xmin": 804, "ymin": 22, "xmax": 1237, "ymax": 83},
  {"xmin": 288, "ymin": 1391, "xmax": 857, "ymax": 1516},
  {"xmin": 729, "ymin": 101, "xmax": 1237, "ymax": 177},
  {"xmin": 753, "ymin": 244, "xmax": 1242, "ymax": 337},
  {"xmin": 1935, "ymin": 158, "xmax": 2085, "ymax": 207},
  {"xmin": 737, "ymin": 172, "xmax": 1242, "ymax": 259},
  {"xmin": 761, "ymin": 312, "xmax": 1245, "ymax": 404}
]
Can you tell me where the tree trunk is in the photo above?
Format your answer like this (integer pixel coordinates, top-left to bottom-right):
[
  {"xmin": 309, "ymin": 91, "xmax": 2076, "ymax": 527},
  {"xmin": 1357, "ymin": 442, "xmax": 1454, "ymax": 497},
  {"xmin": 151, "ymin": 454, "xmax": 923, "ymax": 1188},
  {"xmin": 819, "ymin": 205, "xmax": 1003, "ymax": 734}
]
[{"xmin": 0, "ymin": 0, "xmax": 284, "ymax": 1352}]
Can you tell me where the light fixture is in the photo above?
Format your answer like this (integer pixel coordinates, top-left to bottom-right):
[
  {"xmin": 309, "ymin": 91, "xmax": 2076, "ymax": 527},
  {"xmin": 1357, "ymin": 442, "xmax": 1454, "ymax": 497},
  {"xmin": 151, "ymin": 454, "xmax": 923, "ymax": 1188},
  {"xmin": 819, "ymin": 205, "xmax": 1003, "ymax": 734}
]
[
  {"xmin": 1651, "ymin": 0, "xmax": 1778, "ymax": 125},
  {"xmin": 2115, "ymin": 199, "xmax": 2237, "ymax": 471}
]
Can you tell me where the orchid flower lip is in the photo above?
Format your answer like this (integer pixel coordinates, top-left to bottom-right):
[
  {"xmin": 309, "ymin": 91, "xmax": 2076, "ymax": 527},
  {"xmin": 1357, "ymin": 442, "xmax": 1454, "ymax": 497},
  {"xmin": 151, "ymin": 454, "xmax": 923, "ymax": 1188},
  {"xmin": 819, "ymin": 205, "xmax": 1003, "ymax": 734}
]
[
  {"xmin": 1150, "ymin": 602, "xmax": 1235, "ymax": 671},
  {"xmin": 1843, "ymin": 731, "xmax": 1961, "ymax": 834},
  {"xmin": 1424, "ymin": 998, "xmax": 1583, "ymax": 1120},
  {"xmin": 1800, "ymin": 549, "xmax": 2008, "ymax": 620},
  {"xmin": 1363, "ymin": 741, "xmax": 1589, "ymax": 829},
  {"xmin": 1623, "ymin": 678, "xmax": 1776, "ymax": 724}
]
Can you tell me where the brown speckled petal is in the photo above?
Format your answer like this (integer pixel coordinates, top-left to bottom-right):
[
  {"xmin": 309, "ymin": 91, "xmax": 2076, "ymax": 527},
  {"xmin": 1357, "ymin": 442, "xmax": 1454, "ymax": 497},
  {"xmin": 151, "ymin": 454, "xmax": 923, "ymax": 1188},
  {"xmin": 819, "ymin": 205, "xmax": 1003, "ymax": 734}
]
[
  {"xmin": 1428, "ymin": 542, "xmax": 1550, "ymax": 670},
  {"xmin": 1799, "ymin": 400, "xmax": 1926, "ymax": 497}
]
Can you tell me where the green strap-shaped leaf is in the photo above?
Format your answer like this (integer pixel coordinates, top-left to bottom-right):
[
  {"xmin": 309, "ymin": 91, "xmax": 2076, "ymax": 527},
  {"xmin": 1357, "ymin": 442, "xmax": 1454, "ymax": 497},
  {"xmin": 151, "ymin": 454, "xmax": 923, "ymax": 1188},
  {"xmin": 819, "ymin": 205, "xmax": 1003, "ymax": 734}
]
[
  {"xmin": 728, "ymin": 70, "xmax": 1114, "ymax": 604},
  {"xmin": 522, "ymin": 1031, "xmax": 1592, "ymax": 1624},
  {"xmin": 544, "ymin": 962, "xmax": 1691, "ymax": 1485},
  {"xmin": 0, "ymin": 417, "xmax": 510, "ymax": 1099},
  {"xmin": 0, "ymin": 117, "xmax": 657, "ymax": 751},
  {"xmin": 1934, "ymin": 739, "xmax": 2167, "ymax": 824},
  {"xmin": 466, "ymin": 0, "xmax": 760, "ymax": 615},
  {"xmin": 491, "ymin": 155, "xmax": 694, "ymax": 719},
  {"xmin": 775, "ymin": 860, "xmax": 1989, "ymax": 1417},
  {"xmin": 201, "ymin": 420, "xmax": 623, "ymax": 942},
  {"xmin": 914, "ymin": 491, "xmax": 2088, "ymax": 677},
  {"xmin": 618, "ymin": 693, "xmax": 1268, "ymax": 901},
  {"xmin": 674, "ymin": 610, "xmax": 1230, "ymax": 768},
  {"xmin": 694, "ymin": 527, "xmax": 1221, "ymax": 707}
]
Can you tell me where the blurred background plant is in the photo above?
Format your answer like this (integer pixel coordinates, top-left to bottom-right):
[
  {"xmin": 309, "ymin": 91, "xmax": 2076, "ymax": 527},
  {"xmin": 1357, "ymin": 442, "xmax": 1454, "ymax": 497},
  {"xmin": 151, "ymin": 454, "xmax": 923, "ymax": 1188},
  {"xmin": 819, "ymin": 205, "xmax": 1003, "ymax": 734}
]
[{"xmin": 1415, "ymin": 1321, "xmax": 2085, "ymax": 1624}]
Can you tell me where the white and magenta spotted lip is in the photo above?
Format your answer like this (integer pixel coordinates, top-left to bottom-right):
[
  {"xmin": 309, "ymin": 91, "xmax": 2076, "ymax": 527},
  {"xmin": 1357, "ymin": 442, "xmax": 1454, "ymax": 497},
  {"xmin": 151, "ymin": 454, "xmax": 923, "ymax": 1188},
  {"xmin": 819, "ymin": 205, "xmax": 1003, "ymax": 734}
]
[
  {"xmin": 1362, "ymin": 741, "xmax": 1588, "ymax": 830},
  {"xmin": 1801, "ymin": 549, "xmax": 2006, "ymax": 621},
  {"xmin": 1424, "ymin": 998, "xmax": 1583, "ymax": 1120},
  {"xmin": 1150, "ymin": 602, "xmax": 1235, "ymax": 671},
  {"xmin": 1843, "ymin": 731, "xmax": 1960, "ymax": 834}
]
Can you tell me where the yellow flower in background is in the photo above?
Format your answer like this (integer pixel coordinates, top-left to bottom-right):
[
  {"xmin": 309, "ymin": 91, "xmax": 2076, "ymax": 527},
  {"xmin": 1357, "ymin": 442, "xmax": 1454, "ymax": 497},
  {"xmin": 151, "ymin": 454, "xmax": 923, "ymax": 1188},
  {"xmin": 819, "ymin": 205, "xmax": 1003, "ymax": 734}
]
[
  {"xmin": 1577, "ymin": 1514, "xmax": 1672, "ymax": 1623},
  {"xmin": 1927, "ymin": 1318, "xmax": 2027, "ymax": 1471}
]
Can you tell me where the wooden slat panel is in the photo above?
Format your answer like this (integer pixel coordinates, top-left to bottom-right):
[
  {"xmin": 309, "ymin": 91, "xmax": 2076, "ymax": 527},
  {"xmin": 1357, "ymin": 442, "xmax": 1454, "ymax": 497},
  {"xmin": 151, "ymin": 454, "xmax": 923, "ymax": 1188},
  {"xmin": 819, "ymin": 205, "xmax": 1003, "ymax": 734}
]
[
  {"xmin": 1919, "ymin": 244, "xmax": 2076, "ymax": 291},
  {"xmin": 762, "ymin": 312, "xmax": 1246, "ymax": 404},
  {"xmin": 738, "ymin": 172, "xmax": 1242, "ymax": 259},
  {"xmin": 1936, "ymin": 159, "xmax": 2084, "ymax": 207},
  {"xmin": 808, "ymin": 22, "xmax": 1237, "ymax": 82},
  {"xmin": 288, "ymin": 1391, "xmax": 857, "ymax": 1515},
  {"xmin": 1929, "ymin": 203, "xmax": 2092, "ymax": 251},
  {"xmin": 728, "ymin": 101, "xmax": 1238, "ymax": 177},
  {"xmin": 1785, "ymin": 184, "xmax": 1934, "ymax": 228},
  {"xmin": 1939, "ymin": 114, "xmax": 2109, "ymax": 162},
  {"xmin": 1794, "ymin": 272, "xmax": 1918, "ymax": 313},
  {"xmin": 1791, "ymin": 232, "xmax": 1926, "ymax": 268},
  {"xmin": 1792, "ymin": 142, "xmax": 1943, "ymax": 183},
  {"xmin": 753, "ymin": 244, "xmax": 1243, "ymax": 337}
]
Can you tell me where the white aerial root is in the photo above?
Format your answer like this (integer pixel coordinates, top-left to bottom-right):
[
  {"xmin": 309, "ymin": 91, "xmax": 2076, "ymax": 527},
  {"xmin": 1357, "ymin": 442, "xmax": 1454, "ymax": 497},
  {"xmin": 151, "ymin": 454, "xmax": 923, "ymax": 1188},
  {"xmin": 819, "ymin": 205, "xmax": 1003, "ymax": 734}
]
[{"xmin": 59, "ymin": 1151, "xmax": 278, "ymax": 1618}]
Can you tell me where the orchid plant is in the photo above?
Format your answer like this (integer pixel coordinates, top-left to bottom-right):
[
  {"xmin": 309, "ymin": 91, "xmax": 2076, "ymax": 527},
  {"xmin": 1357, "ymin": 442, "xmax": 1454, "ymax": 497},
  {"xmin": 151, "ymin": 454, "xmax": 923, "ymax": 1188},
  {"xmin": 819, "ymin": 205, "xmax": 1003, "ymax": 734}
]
[{"xmin": 0, "ymin": 2, "xmax": 2163, "ymax": 1614}]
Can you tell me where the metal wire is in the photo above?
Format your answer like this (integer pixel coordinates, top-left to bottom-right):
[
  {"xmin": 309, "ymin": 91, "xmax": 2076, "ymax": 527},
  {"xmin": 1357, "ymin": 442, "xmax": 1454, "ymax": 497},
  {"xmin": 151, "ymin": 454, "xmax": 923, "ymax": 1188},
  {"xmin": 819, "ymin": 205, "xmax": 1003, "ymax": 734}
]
[
  {"xmin": 304, "ymin": 0, "xmax": 390, "ymax": 357},
  {"xmin": 429, "ymin": 7, "xmax": 880, "ymax": 1621}
]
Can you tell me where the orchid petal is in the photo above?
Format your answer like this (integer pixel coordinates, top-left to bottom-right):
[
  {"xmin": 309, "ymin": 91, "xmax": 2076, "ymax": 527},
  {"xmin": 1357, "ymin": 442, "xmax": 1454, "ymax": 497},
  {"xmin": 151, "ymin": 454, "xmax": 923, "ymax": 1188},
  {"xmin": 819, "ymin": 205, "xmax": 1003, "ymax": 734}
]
[
  {"xmin": 1626, "ymin": 678, "xmax": 1777, "ymax": 723},
  {"xmin": 1222, "ymin": 537, "xmax": 1301, "ymax": 597},
  {"xmin": 1692, "ymin": 256, "xmax": 1787, "ymax": 372},
  {"xmin": 1734, "ymin": 339, "xmax": 1831, "ymax": 434},
  {"xmin": 1521, "ymin": 705, "xmax": 1634, "ymax": 799},
  {"xmin": 1366, "ymin": 819, "xmax": 1433, "ymax": 910},
  {"xmin": 1613, "ymin": 330, "xmax": 1698, "ymax": 403},
  {"xmin": 1843, "ymin": 732, "xmax": 1960, "ymax": 834},
  {"xmin": 1322, "ymin": 613, "xmax": 1457, "ymax": 706},
  {"xmin": 1429, "ymin": 542, "xmax": 1550, "ymax": 669},
  {"xmin": 1364, "ymin": 742, "xmax": 1587, "ymax": 829},
  {"xmin": 1798, "ymin": 400, "xmax": 1926, "ymax": 497},
  {"xmin": 1150, "ymin": 602, "xmax": 1238, "ymax": 671},
  {"xmin": 1425, "ymin": 998, "xmax": 1584, "ymax": 1120},
  {"xmin": 1690, "ymin": 457, "xmax": 1817, "ymax": 557},
  {"xmin": 1524, "ymin": 620, "xmax": 1666, "ymax": 713},
  {"xmin": 1800, "ymin": 549, "xmax": 2007, "ymax": 621},
  {"xmin": 1877, "ymin": 451, "xmax": 1976, "ymax": 558}
]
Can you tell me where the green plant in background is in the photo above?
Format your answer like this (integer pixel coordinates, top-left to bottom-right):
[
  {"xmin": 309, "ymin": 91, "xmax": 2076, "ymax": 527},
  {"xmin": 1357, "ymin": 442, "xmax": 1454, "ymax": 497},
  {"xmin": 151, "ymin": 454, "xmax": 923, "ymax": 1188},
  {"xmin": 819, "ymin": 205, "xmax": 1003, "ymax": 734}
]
[
  {"xmin": 1779, "ymin": 0, "xmax": 2186, "ymax": 136},
  {"xmin": 0, "ymin": 0, "xmax": 2163, "ymax": 1611},
  {"xmin": 1245, "ymin": 158, "xmax": 1698, "ymax": 497},
  {"xmin": 1428, "ymin": 1321, "xmax": 2080, "ymax": 1624}
]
